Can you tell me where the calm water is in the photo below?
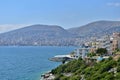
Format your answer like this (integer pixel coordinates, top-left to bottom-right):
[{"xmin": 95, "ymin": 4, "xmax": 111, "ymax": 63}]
[{"xmin": 0, "ymin": 46, "xmax": 75, "ymax": 80}]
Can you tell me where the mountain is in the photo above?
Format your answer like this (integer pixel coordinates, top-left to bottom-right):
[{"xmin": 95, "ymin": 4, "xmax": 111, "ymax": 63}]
[
  {"xmin": 0, "ymin": 24, "xmax": 74, "ymax": 46},
  {"xmin": 0, "ymin": 20, "xmax": 120, "ymax": 46},
  {"xmin": 68, "ymin": 20, "xmax": 120, "ymax": 38}
]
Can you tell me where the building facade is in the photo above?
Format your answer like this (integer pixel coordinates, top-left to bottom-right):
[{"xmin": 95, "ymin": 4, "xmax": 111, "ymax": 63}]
[
  {"xmin": 74, "ymin": 48, "xmax": 91, "ymax": 59},
  {"xmin": 112, "ymin": 32, "xmax": 120, "ymax": 51}
]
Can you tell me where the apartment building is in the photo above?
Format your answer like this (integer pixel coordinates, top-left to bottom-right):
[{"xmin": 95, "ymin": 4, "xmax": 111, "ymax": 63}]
[{"xmin": 112, "ymin": 32, "xmax": 120, "ymax": 51}]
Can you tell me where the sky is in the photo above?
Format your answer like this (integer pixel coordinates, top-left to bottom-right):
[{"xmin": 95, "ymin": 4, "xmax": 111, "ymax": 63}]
[{"xmin": 0, "ymin": 0, "xmax": 120, "ymax": 33}]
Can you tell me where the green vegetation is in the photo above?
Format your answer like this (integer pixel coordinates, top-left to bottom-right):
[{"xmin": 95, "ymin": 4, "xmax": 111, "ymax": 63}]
[
  {"xmin": 52, "ymin": 57, "xmax": 120, "ymax": 80},
  {"xmin": 96, "ymin": 48, "xmax": 107, "ymax": 56},
  {"xmin": 113, "ymin": 48, "xmax": 120, "ymax": 54},
  {"xmin": 87, "ymin": 52, "xmax": 96, "ymax": 57}
]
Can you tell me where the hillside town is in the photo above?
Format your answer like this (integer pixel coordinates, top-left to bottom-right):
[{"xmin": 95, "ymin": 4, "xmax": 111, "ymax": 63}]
[
  {"xmin": 74, "ymin": 32, "xmax": 120, "ymax": 60},
  {"xmin": 49, "ymin": 32, "xmax": 120, "ymax": 62},
  {"xmin": 42, "ymin": 32, "xmax": 120, "ymax": 80}
]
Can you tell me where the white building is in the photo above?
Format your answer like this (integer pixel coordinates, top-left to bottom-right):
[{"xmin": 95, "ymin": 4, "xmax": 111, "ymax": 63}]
[{"xmin": 74, "ymin": 48, "xmax": 91, "ymax": 59}]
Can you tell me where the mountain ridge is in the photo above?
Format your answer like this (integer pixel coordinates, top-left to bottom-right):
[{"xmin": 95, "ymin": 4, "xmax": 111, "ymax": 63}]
[
  {"xmin": 67, "ymin": 20, "xmax": 120, "ymax": 37},
  {"xmin": 0, "ymin": 20, "xmax": 120, "ymax": 46},
  {"xmin": 0, "ymin": 24, "xmax": 75, "ymax": 46}
]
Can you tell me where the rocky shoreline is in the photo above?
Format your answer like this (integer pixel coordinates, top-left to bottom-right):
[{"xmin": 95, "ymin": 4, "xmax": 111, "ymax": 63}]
[{"xmin": 40, "ymin": 71, "xmax": 55, "ymax": 80}]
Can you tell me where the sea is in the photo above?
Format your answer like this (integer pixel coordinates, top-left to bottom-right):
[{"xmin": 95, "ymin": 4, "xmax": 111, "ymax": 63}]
[{"xmin": 0, "ymin": 46, "xmax": 76, "ymax": 80}]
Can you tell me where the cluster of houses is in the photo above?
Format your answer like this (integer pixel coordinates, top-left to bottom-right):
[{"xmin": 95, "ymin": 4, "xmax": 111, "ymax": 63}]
[
  {"xmin": 49, "ymin": 32, "xmax": 120, "ymax": 63},
  {"xmin": 74, "ymin": 32, "xmax": 120, "ymax": 60}
]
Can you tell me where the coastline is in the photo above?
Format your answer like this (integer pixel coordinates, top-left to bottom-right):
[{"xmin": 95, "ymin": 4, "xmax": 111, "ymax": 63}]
[{"xmin": 40, "ymin": 70, "xmax": 55, "ymax": 80}]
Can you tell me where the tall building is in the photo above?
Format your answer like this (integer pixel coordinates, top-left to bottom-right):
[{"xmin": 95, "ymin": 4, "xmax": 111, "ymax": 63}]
[{"xmin": 112, "ymin": 32, "xmax": 120, "ymax": 51}]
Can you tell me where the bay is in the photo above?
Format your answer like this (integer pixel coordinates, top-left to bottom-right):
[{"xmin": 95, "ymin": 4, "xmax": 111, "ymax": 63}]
[{"xmin": 0, "ymin": 46, "xmax": 75, "ymax": 80}]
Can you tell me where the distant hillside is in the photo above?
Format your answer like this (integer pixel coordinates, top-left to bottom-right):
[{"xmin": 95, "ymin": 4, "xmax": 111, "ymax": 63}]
[
  {"xmin": 68, "ymin": 21, "xmax": 120, "ymax": 37},
  {"xmin": 0, "ymin": 24, "xmax": 72, "ymax": 38},
  {"xmin": 0, "ymin": 24, "xmax": 74, "ymax": 46},
  {"xmin": 0, "ymin": 20, "xmax": 120, "ymax": 46}
]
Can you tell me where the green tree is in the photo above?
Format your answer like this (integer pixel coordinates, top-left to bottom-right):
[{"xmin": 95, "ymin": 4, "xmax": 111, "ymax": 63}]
[
  {"xmin": 96, "ymin": 48, "xmax": 107, "ymax": 56},
  {"xmin": 69, "ymin": 75, "xmax": 81, "ymax": 80},
  {"xmin": 87, "ymin": 52, "xmax": 96, "ymax": 57},
  {"xmin": 104, "ymin": 73, "xmax": 114, "ymax": 80},
  {"xmin": 60, "ymin": 76, "xmax": 69, "ymax": 80},
  {"xmin": 115, "ymin": 72, "xmax": 120, "ymax": 79}
]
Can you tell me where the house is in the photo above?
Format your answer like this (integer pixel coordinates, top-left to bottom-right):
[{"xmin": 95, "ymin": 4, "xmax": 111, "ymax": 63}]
[{"xmin": 74, "ymin": 48, "xmax": 91, "ymax": 59}]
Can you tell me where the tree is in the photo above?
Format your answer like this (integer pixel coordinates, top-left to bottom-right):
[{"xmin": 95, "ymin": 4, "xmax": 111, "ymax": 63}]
[
  {"xmin": 115, "ymin": 72, "xmax": 120, "ymax": 79},
  {"xmin": 87, "ymin": 52, "xmax": 96, "ymax": 57},
  {"xmin": 104, "ymin": 73, "xmax": 114, "ymax": 80},
  {"xmin": 69, "ymin": 75, "xmax": 81, "ymax": 80},
  {"xmin": 96, "ymin": 48, "xmax": 107, "ymax": 56},
  {"xmin": 115, "ymin": 48, "xmax": 120, "ymax": 52}
]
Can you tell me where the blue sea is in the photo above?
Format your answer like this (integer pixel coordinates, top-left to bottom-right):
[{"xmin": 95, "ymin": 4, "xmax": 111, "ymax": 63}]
[{"xmin": 0, "ymin": 46, "xmax": 76, "ymax": 80}]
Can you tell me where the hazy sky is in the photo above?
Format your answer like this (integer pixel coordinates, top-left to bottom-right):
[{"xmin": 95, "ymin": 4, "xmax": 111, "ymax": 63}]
[{"xmin": 0, "ymin": 0, "xmax": 120, "ymax": 33}]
